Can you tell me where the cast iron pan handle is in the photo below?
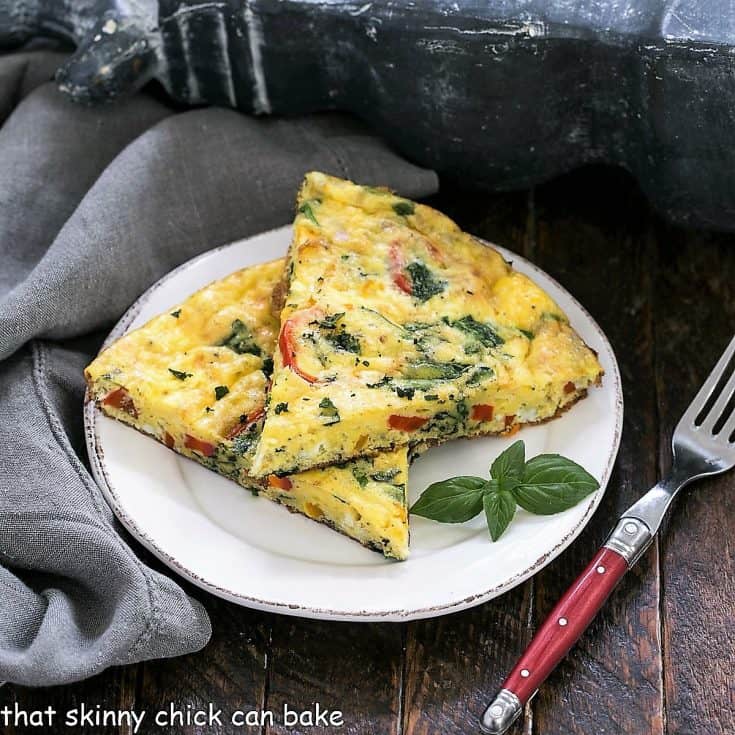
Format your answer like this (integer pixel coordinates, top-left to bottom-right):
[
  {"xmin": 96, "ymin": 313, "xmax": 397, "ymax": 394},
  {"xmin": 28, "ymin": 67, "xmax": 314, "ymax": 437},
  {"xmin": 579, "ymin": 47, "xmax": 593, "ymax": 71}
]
[{"xmin": 56, "ymin": 11, "xmax": 159, "ymax": 104}]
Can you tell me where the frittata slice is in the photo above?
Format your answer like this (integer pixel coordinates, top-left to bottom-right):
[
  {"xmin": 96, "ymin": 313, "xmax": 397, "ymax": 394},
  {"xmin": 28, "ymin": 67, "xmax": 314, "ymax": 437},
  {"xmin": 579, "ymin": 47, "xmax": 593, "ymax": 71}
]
[
  {"xmin": 250, "ymin": 172, "xmax": 603, "ymax": 477},
  {"xmin": 85, "ymin": 259, "xmax": 409, "ymax": 560}
]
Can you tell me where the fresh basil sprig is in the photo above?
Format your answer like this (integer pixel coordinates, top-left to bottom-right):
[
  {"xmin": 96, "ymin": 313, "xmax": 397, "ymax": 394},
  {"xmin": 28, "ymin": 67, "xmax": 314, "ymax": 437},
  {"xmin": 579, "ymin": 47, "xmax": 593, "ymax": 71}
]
[
  {"xmin": 410, "ymin": 440, "xmax": 599, "ymax": 541},
  {"xmin": 410, "ymin": 476, "xmax": 486, "ymax": 523}
]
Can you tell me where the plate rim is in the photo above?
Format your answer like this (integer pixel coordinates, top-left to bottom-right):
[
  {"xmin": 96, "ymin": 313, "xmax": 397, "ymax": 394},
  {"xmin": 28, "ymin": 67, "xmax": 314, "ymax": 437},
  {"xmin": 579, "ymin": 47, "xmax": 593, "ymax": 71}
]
[{"xmin": 84, "ymin": 225, "xmax": 624, "ymax": 621}]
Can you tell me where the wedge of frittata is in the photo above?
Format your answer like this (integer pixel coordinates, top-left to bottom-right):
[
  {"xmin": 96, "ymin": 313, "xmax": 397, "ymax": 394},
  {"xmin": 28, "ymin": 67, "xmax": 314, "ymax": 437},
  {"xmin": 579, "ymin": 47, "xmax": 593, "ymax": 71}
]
[
  {"xmin": 85, "ymin": 260, "xmax": 410, "ymax": 560},
  {"xmin": 250, "ymin": 172, "xmax": 603, "ymax": 477}
]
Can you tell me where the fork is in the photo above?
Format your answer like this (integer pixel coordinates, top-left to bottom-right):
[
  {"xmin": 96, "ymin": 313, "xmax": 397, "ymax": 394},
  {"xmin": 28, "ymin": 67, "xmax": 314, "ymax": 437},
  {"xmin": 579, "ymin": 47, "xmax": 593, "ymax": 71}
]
[{"xmin": 481, "ymin": 335, "xmax": 735, "ymax": 734}]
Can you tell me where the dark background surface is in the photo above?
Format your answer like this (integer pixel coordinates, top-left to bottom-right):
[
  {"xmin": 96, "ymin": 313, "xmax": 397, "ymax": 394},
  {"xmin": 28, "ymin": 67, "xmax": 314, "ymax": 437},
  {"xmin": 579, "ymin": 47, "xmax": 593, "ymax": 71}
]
[
  {"xmin": 2, "ymin": 164, "xmax": 734, "ymax": 734},
  {"xmin": 7, "ymin": 2, "xmax": 735, "ymax": 230}
]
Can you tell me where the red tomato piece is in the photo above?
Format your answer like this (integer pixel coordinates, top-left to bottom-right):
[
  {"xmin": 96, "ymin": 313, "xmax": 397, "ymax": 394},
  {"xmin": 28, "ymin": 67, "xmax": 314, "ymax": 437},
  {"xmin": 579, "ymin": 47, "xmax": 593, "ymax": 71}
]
[
  {"xmin": 268, "ymin": 474, "xmax": 293, "ymax": 491},
  {"xmin": 394, "ymin": 272, "xmax": 413, "ymax": 294},
  {"xmin": 184, "ymin": 434, "xmax": 216, "ymax": 457},
  {"xmin": 225, "ymin": 408, "xmax": 265, "ymax": 440},
  {"xmin": 388, "ymin": 414, "xmax": 429, "ymax": 431},
  {"xmin": 471, "ymin": 404, "xmax": 494, "ymax": 421},
  {"xmin": 279, "ymin": 308, "xmax": 323, "ymax": 383},
  {"xmin": 163, "ymin": 432, "xmax": 175, "ymax": 449},
  {"xmin": 102, "ymin": 387, "xmax": 138, "ymax": 418},
  {"xmin": 389, "ymin": 243, "xmax": 412, "ymax": 295},
  {"xmin": 564, "ymin": 381, "xmax": 576, "ymax": 394}
]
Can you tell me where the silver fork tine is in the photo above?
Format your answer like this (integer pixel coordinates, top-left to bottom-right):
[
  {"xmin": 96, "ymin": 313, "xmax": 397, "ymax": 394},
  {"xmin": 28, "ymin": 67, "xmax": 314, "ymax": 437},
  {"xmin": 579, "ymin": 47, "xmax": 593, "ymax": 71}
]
[
  {"xmin": 699, "ymin": 363, "xmax": 735, "ymax": 433},
  {"xmin": 679, "ymin": 335, "xmax": 735, "ymax": 428},
  {"xmin": 720, "ymin": 405, "xmax": 735, "ymax": 443}
]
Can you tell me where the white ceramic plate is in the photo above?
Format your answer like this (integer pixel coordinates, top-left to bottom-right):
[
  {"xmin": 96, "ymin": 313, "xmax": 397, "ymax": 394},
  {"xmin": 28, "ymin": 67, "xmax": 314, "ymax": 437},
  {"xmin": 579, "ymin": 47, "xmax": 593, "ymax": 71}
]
[{"xmin": 85, "ymin": 226, "xmax": 623, "ymax": 621}]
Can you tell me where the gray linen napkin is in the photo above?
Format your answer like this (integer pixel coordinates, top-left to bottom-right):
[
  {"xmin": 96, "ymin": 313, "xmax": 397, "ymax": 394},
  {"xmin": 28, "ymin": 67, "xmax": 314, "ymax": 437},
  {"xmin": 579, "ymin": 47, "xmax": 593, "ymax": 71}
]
[{"xmin": 0, "ymin": 50, "xmax": 438, "ymax": 686}]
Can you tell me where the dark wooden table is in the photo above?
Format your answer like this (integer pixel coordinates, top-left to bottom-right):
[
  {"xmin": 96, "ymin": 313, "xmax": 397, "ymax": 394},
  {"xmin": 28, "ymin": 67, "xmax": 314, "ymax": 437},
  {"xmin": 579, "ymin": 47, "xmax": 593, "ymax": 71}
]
[{"xmin": 3, "ymin": 165, "xmax": 734, "ymax": 735}]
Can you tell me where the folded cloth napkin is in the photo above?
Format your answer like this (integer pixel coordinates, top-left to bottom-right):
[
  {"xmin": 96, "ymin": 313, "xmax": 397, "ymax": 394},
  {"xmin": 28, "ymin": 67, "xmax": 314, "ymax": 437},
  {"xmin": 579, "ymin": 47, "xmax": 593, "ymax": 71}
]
[{"xmin": 0, "ymin": 49, "xmax": 438, "ymax": 686}]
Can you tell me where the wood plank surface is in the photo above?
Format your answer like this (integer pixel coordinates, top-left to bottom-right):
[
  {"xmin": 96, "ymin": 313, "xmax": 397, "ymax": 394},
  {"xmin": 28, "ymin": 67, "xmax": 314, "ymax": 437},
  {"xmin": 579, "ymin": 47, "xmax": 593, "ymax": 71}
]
[
  {"xmin": 0, "ymin": 667, "xmax": 138, "ymax": 735},
  {"xmin": 264, "ymin": 619, "xmax": 403, "ymax": 735},
  {"xmin": 530, "ymin": 167, "xmax": 665, "ymax": 735},
  {"xmin": 403, "ymin": 586, "xmax": 534, "ymax": 735},
  {"xmin": 651, "ymin": 223, "xmax": 735, "ymax": 735}
]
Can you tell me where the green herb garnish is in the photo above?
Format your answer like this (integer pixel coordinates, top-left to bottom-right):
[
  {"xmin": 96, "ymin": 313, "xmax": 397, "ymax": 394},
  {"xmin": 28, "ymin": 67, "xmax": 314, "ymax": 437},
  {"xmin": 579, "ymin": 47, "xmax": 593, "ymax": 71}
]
[
  {"xmin": 298, "ymin": 200, "xmax": 320, "ymax": 225},
  {"xmin": 326, "ymin": 330, "xmax": 361, "ymax": 354},
  {"xmin": 364, "ymin": 185, "xmax": 390, "ymax": 195},
  {"xmin": 402, "ymin": 361, "xmax": 468, "ymax": 381},
  {"xmin": 274, "ymin": 402, "xmax": 289, "ymax": 415},
  {"xmin": 168, "ymin": 368, "xmax": 192, "ymax": 380},
  {"xmin": 410, "ymin": 440, "xmax": 599, "ymax": 541},
  {"xmin": 467, "ymin": 365, "xmax": 495, "ymax": 385},
  {"xmin": 367, "ymin": 376, "xmax": 393, "ymax": 389},
  {"xmin": 231, "ymin": 431, "xmax": 257, "ymax": 455},
  {"xmin": 371, "ymin": 469, "xmax": 401, "ymax": 483},
  {"xmin": 483, "ymin": 486, "xmax": 518, "ymax": 543},
  {"xmin": 445, "ymin": 315, "xmax": 504, "ymax": 348},
  {"xmin": 220, "ymin": 319, "xmax": 261, "ymax": 356},
  {"xmin": 392, "ymin": 201, "xmax": 415, "ymax": 217},
  {"xmin": 316, "ymin": 312, "xmax": 345, "ymax": 329},
  {"xmin": 406, "ymin": 262, "xmax": 446, "ymax": 301},
  {"xmin": 214, "ymin": 385, "xmax": 229, "ymax": 400},
  {"xmin": 170, "ymin": 309, "xmax": 181, "ymax": 318},
  {"xmin": 395, "ymin": 386, "xmax": 416, "ymax": 399},
  {"xmin": 319, "ymin": 397, "xmax": 340, "ymax": 425}
]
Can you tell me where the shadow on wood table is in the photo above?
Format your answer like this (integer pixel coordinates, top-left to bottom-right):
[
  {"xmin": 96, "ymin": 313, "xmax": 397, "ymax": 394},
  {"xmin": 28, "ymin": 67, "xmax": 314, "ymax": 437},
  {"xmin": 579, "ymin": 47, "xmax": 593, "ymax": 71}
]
[{"xmin": 2, "ymin": 165, "xmax": 734, "ymax": 735}]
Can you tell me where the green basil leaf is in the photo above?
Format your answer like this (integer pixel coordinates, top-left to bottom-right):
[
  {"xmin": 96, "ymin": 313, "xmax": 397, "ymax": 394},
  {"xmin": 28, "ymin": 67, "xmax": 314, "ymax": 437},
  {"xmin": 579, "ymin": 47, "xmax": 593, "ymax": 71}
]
[
  {"xmin": 490, "ymin": 439, "xmax": 525, "ymax": 482},
  {"xmin": 445, "ymin": 315, "xmax": 504, "ymax": 348},
  {"xmin": 513, "ymin": 454, "xmax": 600, "ymax": 515},
  {"xmin": 392, "ymin": 200, "xmax": 415, "ymax": 216},
  {"xmin": 406, "ymin": 261, "xmax": 446, "ymax": 301},
  {"xmin": 483, "ymin": 489, "xmax": 517, "ymax": 541},
  {"xmin": 316, "ymin": 312, "xmax": 345, "ymax": 329},
  {"xmin": 326, "ymin": 329, "xmax": 361, "ymax": 354},
  {"xmin": 410, "ymin": 476, "xmax": 486, "ymax": 523},
  {"xmin": 219, "ymin": 319, "xmax": 262, "ymax": 356},
  {"xmin": 168, "ymin": 368, "xmax": 192, "ymax": 380},
  {"xmin": 318, "ymin": 396, "xmax": 341, "ymax": 425},
  {"xmin": 298, "ymin": 201, "xmax": 320, "ymax": 225}
]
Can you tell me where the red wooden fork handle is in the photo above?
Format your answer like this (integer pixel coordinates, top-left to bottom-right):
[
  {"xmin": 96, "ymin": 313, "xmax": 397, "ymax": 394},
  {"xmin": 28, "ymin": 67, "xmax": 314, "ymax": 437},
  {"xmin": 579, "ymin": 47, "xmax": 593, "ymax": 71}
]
[
  {"xmin": 509, "ymin": 547, "xmax": 627, "ymax": 698},
  {"xmin": 481, "ymin": 516, "xmax": 654, "ymax": 734}
]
